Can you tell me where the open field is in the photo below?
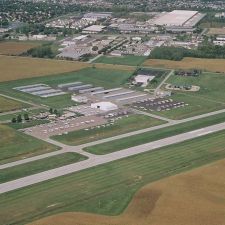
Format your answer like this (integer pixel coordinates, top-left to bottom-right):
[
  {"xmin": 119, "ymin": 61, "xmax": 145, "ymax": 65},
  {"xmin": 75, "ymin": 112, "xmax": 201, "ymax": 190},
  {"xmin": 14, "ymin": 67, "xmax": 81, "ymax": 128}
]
[
  {"xmin": 207, "ymin": 27, "xmax": 225, "ymax": 35},
  {"xmin": 144, "ymin": 57, "xmax": 225, "ymax": 73},
  {"xmin": 30, "ymin": 158, "xmax": 225, "ymax": 225},
  {"xmin": 93, "ymin": 55, "xmax": 146, "ymax": 66},
  {"xmin": 0, "ymin": 41, "xmax": 39, "ymax": 55},
  {"xmin": 85, "ymin": 112, "xmax": 225, "ymax": 154},
  {"xmin": 0, "ymin": 96, "xmax": 28, "ymax": 113},
  {"xmin": 1, "ymin": 129, "xmax": 225, "ymax": 224},
  {"xmin": 53, "ymin": 114, "xmax": 165, "ymax": 145},
  {"xmin": 0, "ymin": 153, "xmax": 87, "ymax": 184},
  {"xmin": 0, "ymin": 55, "xmax": 135, "ymax": 82},
  {"xmin": 0, "ymin": 125, "xmax": 59, "ymax": 165},
  {"xmin": 0, "ymin": 67, "xmax": 133, "ymax": 108}
]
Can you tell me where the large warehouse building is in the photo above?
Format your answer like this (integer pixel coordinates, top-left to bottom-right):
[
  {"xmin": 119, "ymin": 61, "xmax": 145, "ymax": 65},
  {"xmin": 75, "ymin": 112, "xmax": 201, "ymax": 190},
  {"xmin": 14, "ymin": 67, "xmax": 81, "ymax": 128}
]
[{"xmin": 153, "ymin": 10, "xmax": 205, "ymax": 32}]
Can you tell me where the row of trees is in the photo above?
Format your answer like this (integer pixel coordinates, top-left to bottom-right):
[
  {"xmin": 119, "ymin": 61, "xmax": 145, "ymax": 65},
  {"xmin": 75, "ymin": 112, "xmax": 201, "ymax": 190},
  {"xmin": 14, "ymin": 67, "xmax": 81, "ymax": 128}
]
[
  {"xmin": 11, "ymin": 114, "xmax": 29, "ymax": 123},
  {"xmin": 26, "ymin": 44, "xmax": 55, "ymax": 58},
  {"xmin": 149, "ymin": 43, "xmax": 225, "ymax": 61}
]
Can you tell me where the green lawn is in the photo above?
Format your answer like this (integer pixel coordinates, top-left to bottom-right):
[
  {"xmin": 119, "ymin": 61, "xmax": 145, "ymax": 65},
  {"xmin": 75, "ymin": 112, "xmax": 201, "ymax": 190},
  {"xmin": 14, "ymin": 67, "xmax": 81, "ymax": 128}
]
[
  {"xmin": 53, "ymin": 114, "xmax": 165, "ymax": 145},
  {"xmin": 0, "ymin": 68, "xmax": 133, "ymax": 109},
  {"xmin": 0, "ymin": 125, "xmax": 59, "ymax": 165},
  {"xmin": 151, "ymin": 72, "xmax": 225, "ymax": 119},
  {"xmin": 85, "ymin": 112, "xmax": 225, "ymax": 154},
  {"xmin": 1, "ymin": 130, "xmax": 225, "ymax": 225},
  {"xmin": 0, "ymin": 96, "xmax": 29, "ymax": 113},
  {"xmin": 0, "ymin": 153, "xmax": 87, "ymax": 184},
  {"xmin": 93, "ymin": 55, "xmax": 147, "ymax": 66},
  {"xmin": 9, "ymin": 119, "xmax": 49, "ymax": 130}
]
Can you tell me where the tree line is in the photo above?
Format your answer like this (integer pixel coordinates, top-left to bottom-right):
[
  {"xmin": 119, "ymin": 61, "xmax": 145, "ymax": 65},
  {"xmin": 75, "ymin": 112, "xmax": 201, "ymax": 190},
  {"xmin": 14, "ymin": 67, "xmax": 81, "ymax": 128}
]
[{"xmin": 149, "ymin": 43, "xmax": 225, "ymax": 61}]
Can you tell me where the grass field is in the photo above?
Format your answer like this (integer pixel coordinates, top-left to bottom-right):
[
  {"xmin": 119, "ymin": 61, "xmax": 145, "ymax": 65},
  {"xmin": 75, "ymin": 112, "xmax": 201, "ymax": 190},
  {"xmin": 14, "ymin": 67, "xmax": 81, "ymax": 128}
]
[
  {"xmin": 0, "ymin": 67, "xmax": 133, "ymax": 108},
  {"xmin": 30, "ymin": 158, "xmax": 225, "ymax": 225},
  {"xmin": 0, "ymin": 55, "xmax": 135, "ymax": 82},
  {"xmin": 1, "ymin": 129, "xmax": 225, "ymax": 224},
  {"xmin": 0, "ymin": 41, "xmax": 39, "ymax": 55},
  {"xmin": 53, "ymin": 114, "xmax": 165, "ymax": 145},
  {"xmin": 144, "ymin": 57, "xmax": 225, "ymax": 73},
  {"xmin": 0, "ymin": 96, "xmax": 28, "ymax": 113},
  {"xmin": 0, "ymin": 125, "xmax": 59, "ymax": 165},
  {"xmin": 152, "ymin": 72, "xmax": 225, "ymax": 119},
  {"xmin": 93, "ymin": 55, "xmax": 147, "ymax": 66},
  {"xmin": 85, "ymin": 112, "xmax": 225, "ymax": 154},
  {"xmin": 0, "ymin": 153, "xmax": 87, "ymax": 184}
]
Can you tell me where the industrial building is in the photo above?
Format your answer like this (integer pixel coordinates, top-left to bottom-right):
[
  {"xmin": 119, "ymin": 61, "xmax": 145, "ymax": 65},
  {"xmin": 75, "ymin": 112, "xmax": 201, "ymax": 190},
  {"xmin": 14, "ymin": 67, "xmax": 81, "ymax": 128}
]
[
  {"xmin": 153, "ymin": 10, "xmax": 205, "ymax": 32},
  {"xmin": 82, "ymin": 25, "xmax": 106, "ymax": 34}
]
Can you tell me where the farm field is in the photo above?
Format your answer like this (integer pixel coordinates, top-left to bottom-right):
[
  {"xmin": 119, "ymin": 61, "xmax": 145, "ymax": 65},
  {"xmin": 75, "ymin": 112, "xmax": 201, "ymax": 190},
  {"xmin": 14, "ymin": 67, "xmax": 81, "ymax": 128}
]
[
  {"xmin": 53, "ymin": 114, "xmax": 165, "ymax": 145},
  {"xmin": 0, "ymin": 125, "xmax": 59, "ymax": 165},
  {"xmin": 144, "ymin": 57, "xmax": 225, "ymax": 73},
  {"xmin": 1, "ymin": 129, "xmax": 225, "ymax": 225},
  {"xmin": 85, "ymin": 112, "xmax": 225, "ymax": 154},
  {"xmin": 0, "ymin": 55, "xmax": 135, "ymax": 82},
  {"xmin": 0, "ymin": 153, "xmax": 87, "ymax": 184},
  {"xmin": 30, "ymin": 158, "xmax": 225, "ymax": 225},
  {"xmin": 0, "ymin": 96, "xmax": 28, "ymax": 113},
  {"xmin": 93, "ymin": 55, "xmax": 146, "ymax": 66},
  {"xmin": 0, "ymin": 41, "xmax": 39, "ymax": 55},
  {"xmin": 207, "ymin": 27, "xmax": 225, "ymax": 35},
  {"xmin": 0, "ymin": 67, "xmax": 133, "ymax": 108}
]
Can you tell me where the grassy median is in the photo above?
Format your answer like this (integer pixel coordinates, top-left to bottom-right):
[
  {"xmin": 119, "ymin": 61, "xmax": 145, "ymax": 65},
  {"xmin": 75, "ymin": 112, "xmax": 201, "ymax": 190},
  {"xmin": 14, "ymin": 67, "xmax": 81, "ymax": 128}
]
[{"xmin": 85, "ymin": 112, "xmax": 225, "ymax": 154}]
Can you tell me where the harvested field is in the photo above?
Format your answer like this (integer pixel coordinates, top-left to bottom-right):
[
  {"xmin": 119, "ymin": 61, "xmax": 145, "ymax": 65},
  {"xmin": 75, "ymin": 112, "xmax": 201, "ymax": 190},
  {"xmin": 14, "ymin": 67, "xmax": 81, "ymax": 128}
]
[
  {"xmin": 0, "ymin": 41, "xmax": 39, "ymax": 55},
  {"xmin": 144, "ymin": 57, "xmax": 225, "ymax": 73},
  {"xmin": 0, "ymin": 56, "xmax": 135, "ymax": 82},
  {"xmin": 30, "ymin": 159, "xmax": 225, "ymax": 225},
  {"xmin": 207, "ymin": 28, "xmax": 225, "ymax": 35}
]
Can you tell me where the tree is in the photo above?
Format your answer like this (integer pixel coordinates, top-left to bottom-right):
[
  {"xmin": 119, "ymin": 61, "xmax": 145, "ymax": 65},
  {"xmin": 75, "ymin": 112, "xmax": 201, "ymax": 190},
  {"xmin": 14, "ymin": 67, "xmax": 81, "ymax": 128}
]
[
  {"xmin": 17, "ymin": 114, "xmax": 22, "ymax": 123},
  {"xmin": 92, "ymin": 46, "xmax": 98, "ymax": 51},
  {"xmin": 49, "ymin": 108, "xmax": 53, "ymax": 114},
  {"xmin": 11, "ymin": 117, "xmax": 17, "ymax": 123},
  {"xmin": 24, "ymin": 113, "xmax": 30, "ymax": 121},
  {"xmin": 53, "ymin": 109, "xmax": 58, "ymax": 115}
]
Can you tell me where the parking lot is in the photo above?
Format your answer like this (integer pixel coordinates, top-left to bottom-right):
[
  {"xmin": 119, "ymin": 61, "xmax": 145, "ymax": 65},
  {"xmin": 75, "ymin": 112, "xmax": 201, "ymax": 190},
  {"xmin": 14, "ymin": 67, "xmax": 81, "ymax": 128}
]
[
  {"xmin": 132, "ymin": 98, "xmax": 188, "ymax": 112},
  {"xmin": 21, "ymin": 115, "xmax": 107, "ymax": 139}
]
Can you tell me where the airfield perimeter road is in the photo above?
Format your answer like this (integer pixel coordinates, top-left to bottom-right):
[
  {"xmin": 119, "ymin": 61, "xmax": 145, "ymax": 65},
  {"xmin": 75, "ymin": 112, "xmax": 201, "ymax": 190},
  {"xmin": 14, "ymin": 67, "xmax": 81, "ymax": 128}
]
[{"xmin": 1, "ymin": 121, "xmax": 225, "ymax": 194}]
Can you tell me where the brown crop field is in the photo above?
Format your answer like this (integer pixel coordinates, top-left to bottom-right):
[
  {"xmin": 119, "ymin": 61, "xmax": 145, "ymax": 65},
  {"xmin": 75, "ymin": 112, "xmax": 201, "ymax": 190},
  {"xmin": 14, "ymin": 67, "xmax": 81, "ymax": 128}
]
[
  {"xmin": 207, "ymin": 28, "xmax": 225, "ymax": 35},
  {"xmin": 31, "ymin": 159, "xmax": 225, "ymax": 225},
  {"xmin": 0, "ymin": 56, "xmax": 135, "ymax": 82},
  {"xmin": 144, "ymin": 57, "xmax": 225, "ymax": 73},
  {"xmin": 0, "ymin": 41, "xmax": 39, "ymax": 55}
]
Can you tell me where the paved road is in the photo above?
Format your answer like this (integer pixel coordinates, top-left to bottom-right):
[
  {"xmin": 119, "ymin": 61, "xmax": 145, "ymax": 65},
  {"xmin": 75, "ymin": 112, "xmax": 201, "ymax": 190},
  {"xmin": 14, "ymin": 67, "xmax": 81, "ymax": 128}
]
[
  {"xmin": 154, "ymin": 69, "xmax": 174, "ymax": 96},
  {"xmin": 0, "ymin": 94, "xmax": 38, "ymax": 107},
  {"xmin": 88, "ymin": 54, "xmax": 103, "ymax": 63},
  {"xmin": 132, "ymin": 108, "xmax": 174, "ymax": 122},
  {"xmin": 0, "ymin": 121, "xmax": 225, "ymax": 194}
]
